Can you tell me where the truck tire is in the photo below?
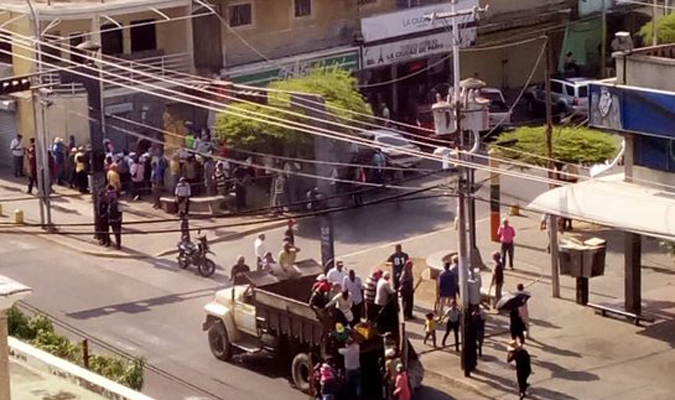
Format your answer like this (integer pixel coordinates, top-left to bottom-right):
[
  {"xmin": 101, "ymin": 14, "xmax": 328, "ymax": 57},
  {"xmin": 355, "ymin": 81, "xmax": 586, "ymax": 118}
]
[
  {"xmin": 291, "ymin": 353, "xmax": 312, "ymax": 394},
  {"xmin": 208, "ymin": 322, "xmax": 232, "ymax": 361}
]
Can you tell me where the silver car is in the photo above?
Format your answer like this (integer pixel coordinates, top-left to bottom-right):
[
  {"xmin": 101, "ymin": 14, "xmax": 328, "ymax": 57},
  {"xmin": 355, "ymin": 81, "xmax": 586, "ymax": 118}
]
[
  {"xmin": 525, "ymin": 77, "xmax": 591, "ymax": 117},
  {"xmin": 356, "ymin": 129, "xmax": 422, "ymax": 168}
]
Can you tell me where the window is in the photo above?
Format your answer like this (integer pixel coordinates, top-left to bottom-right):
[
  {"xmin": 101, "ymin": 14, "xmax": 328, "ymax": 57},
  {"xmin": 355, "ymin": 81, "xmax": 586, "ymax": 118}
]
[
  {"xmin": 229, "ymin": 4, "xmax": 252, "ymax": 27},
  {"xmin": 101, "ymin": 24, "xmax": 123, "ymax": 55},
  {"xmin": 130, "ymin": 20, "xmax": 157, "ymax": 53},
  {"xmin": 295, "ymin": 0, "xmax": 311, "ymax": 17},
  {"xmin": 565, "ymin": 85, "xmax": 575, "ymax": 96},
  {"xmin": 0, "ymin": 32, "xmax": 11, "ymax": 64},
  {"xmin": 550, "ymin": 81, "xmax": 563, "ymax": 94},
  {"xmin": 578, "ymin": 86, "xmax": 588, "ymax": 98}
]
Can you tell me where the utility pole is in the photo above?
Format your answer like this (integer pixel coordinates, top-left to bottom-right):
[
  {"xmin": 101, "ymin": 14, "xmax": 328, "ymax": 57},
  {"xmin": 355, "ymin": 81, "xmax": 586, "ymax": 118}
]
[
  {"xmin": 601, "ymin": 0, "xmax": 607, "ymax": 78},
  {"xmin": 545, "ymin": 34, "xmax": 560, "ymax": 299},
  {"xmin": 25, "ymin": 0, "xmax": 51, "ymax": 227},
  {"xmin": 653, "ymin": 0, "xmax": 659, "ymax": 46},
  {"xmin": 60, "ymin": 42, "xmax": 106, "ymax": 240},
  {"xmin": 426, "ymin": 0, "xmax": 487, "ymax": 377}
]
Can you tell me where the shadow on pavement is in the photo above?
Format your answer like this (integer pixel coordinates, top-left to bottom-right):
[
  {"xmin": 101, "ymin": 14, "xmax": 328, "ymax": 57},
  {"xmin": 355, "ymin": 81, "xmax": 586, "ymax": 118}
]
[
  {"xmin": 66, "ymin": 287, "xmax": 220, "ymax": 320},
  {"xmin": 416, "ymin": 385, "xmax": 462, "ymax": 400}
]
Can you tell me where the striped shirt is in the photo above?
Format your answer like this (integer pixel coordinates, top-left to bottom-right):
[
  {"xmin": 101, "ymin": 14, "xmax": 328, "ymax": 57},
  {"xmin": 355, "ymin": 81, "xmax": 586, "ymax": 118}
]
[{"xmin": 364, "ymin": 276, "xmax": 378, "ymax": 303}]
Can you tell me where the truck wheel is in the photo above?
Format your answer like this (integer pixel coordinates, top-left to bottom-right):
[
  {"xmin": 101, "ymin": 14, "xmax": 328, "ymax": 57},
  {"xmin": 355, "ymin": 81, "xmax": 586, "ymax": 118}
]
[
  {"xmin": 291, "ymin": 353, "xmax": 312, "ymax": 394},
  {"xmin": 208, "ymin": 322, "xmax": 232, "ymax": 361}
]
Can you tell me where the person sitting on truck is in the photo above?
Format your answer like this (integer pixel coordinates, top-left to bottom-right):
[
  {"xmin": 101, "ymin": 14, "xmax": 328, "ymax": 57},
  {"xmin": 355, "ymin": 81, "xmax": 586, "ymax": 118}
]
[
  {"xmin": 394, "ymin": 364, "xmax": 412, "ymax": 400},
  {"xmin": 230, "ymin": 255, "xmax": 251, "ymax": 285},
  {"xmin": 383, "ymin": 348, "xmax": 401, "ymax": 399},
  {"xmin": 278, "ymin": 241, "xmax": 300, "ymax": 269},
  {"xmin": 326, "ymin": 289, "xmax": 354, "ymax": 326}
]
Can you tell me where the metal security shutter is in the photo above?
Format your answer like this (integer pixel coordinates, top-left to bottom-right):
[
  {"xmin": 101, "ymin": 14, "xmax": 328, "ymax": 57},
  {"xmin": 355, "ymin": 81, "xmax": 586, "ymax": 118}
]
[{"xmin": 0, "ymin": 109, "xmax": 17, "ymax": 169}]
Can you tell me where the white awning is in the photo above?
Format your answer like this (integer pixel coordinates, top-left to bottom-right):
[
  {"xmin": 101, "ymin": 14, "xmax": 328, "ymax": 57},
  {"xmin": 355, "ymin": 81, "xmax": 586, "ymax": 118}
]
[{"xmin": 528, "ymin": 175, "xmax": 675, "ymax": 241}]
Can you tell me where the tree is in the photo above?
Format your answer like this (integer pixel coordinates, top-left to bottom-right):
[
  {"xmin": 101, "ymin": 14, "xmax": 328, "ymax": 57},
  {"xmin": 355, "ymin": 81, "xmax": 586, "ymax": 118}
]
[
  {"xmin": 639, "ymin": 13, "xmax": 675, "ymax": 45},
  {"xmin": 215, "ymin": 68, "xmax": 372, "ymax": 154},
  {"xmin": 490, "ymin": 126, "xmax": 618, "ymax": 166}
]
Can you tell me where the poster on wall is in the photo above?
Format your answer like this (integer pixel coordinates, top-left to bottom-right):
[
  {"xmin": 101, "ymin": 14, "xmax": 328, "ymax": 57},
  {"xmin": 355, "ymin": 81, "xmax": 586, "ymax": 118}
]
[
  {"xmin": 589, "ymin": 83, "xmax": 675, "ymax": 138},
  {"xmin": 362, "ymin": 29, "xmax": 476, "ymax": 69},
  {"xmin": 361, "ymin": 0, "xmax": 479, "ymax": 43}
]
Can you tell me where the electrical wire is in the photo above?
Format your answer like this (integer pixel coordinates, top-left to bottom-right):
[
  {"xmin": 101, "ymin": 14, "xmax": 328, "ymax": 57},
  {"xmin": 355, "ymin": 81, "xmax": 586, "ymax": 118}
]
[
  {"xmin": 8, "ymin": 28, "xmax": 586, "ymax": 185},
  {"xmin": 6, "ymin": 33, "xmax": 586, "ymax": 188},
  {"xmin": 0, "ymin": 35, "xmax": 571, "ymax": 188}
]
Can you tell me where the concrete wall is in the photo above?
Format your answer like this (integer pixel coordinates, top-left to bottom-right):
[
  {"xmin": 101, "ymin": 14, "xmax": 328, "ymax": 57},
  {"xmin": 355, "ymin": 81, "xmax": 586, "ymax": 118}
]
[
  {"xmin": 45, "ymin": 95, "xmax": 91, "ymax": 146},
  {"xmin": 220, "ymin": 0, "xmax": 394, "ymax": 67},
  {"xmin": 616, "ymin": 53, "xmax": 675, "ymax": 92},
  {"xmin": 8, "ymin": 337, "xmax": 155, "ymax": 400}
]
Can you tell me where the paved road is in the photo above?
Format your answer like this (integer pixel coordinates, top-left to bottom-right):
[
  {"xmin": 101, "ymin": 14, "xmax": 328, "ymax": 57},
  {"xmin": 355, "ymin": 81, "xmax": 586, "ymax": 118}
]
[{"xmin": 0, "ymin": 166, "xmax": 549, "ymax": 400}]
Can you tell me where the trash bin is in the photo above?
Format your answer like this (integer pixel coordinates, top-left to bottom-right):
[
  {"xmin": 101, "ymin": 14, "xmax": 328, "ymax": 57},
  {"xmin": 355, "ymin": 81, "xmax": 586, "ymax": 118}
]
[{"xmin": 558, "ymin": 238, "xmax": 607, "ymax": 278}]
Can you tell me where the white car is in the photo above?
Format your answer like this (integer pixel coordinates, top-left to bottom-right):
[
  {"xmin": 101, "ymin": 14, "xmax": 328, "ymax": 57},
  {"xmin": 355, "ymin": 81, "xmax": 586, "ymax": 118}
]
[
  {"xmin": 356, "ymin": 129, "xmax": 423, "ymax": 168},
  {"xmin": 479, "ymin": 87, "xmax": 512, "ymax": 132}
]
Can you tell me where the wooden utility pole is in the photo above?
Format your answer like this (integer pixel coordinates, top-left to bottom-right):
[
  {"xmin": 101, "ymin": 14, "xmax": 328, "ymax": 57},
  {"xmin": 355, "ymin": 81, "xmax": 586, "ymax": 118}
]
[
  {"xmin": 545, "ymin": 35, "xmax": 560, "ymax": 299},
  {"xmin": 653, "ymin": 0, "xmax": 659, "ymax": 46}
]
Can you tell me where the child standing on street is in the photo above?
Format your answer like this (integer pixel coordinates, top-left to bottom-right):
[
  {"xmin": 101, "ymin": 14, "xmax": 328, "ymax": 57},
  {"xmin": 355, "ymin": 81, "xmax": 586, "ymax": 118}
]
[{"xmin": 423, "ymin": 312, "xmax": 437, "ymax": 347}]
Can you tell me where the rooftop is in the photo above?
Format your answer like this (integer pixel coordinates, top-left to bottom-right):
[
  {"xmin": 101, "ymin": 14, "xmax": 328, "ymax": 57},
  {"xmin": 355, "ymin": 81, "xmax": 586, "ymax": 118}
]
[{"xmin": 0, "ymin": 0, "xmax": 189, "ymax": 18}]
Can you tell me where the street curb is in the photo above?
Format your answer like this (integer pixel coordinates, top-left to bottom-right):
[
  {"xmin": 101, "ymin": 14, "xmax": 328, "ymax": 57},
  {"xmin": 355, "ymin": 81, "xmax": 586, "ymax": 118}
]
[{"xmin": 18, "ymin": 219, "xmax": 288, "ymax": 260}]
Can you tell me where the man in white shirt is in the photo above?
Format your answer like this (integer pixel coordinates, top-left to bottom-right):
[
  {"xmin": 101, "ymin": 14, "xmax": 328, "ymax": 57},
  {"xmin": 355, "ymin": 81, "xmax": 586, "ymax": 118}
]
[
  {"xmin": 327, "ymin": 261, "xmax": 347, "ymax": 290},
  {"xmin": 338, "ymin": 338, "xmax": 361, "ymax": 399},
  {"xmin": 343, "ymin": 269, "xmax": 363, "ymax": 323},
  {"xmin": 326, "ymin": 289, "xmax": 354, "ymax": 326},
  {"xmin": 253, "ymin": 234, "xmax": 267, "ymax": 270},
  {"xmin": 9, "ymin": 134, "xmax": 24, "ymax": 177},
  {"xmin": 375, "ymin": 272, "xmax": 396, "ymax": 332}
]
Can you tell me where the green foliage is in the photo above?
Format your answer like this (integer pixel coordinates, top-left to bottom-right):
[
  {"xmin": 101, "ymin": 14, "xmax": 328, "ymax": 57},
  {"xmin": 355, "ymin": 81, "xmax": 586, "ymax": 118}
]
[
  {"xmin": 662, "ymin": 241, "xmax": 675, "ymax": 258},
  {"xmin": 491, "ymin": 126, "xmax": 618, "ymax": 166},
  {"xmin": 216, "ymin": 68, "xmax": 372, "ymax": 153},
  {"xmin": 639, "ymin": 13, "xmax": 675, "ymax": 45},
  {"xmin": 7, "ymin": 306, "xmax": 145, "ymax": 391}
]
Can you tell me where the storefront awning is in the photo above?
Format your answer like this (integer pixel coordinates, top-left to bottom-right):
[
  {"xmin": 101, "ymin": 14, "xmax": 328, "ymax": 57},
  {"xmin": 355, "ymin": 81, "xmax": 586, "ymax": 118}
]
[{"xmin": 528, "ymin": 175, "xmax": 675, "ymax": 241}]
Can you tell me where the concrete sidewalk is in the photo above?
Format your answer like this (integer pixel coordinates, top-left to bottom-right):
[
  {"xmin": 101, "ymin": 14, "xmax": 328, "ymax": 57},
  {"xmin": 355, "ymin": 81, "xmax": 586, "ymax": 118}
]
[
  {"xmin": 0, "ymin": 175, "xmax": 287, "ymax": 259},
  {"xmin": 407, "ymin": 210, "xmax": 675, "ymax": 400}
]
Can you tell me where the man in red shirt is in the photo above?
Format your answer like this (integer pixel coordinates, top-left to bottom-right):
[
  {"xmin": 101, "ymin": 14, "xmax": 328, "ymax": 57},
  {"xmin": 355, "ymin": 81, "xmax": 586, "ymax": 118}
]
[{"xmin": 497, "ymin": 218, "xmax": 516, "ymax": 270}]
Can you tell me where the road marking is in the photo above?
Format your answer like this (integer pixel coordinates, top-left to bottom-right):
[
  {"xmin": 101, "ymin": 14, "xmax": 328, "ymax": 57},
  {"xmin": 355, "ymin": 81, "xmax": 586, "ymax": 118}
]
[{"xmin": 339, "ymin": 216, "xmax": 490, "ymax": 260}]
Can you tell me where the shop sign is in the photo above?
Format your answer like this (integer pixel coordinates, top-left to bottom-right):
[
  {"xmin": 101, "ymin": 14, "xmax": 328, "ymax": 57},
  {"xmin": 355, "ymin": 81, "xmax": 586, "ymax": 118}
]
[
  {"xmin": 230, "ymin": 50, "xmax": 359, "ymax": 86},
  {"xmin": 361, "ymin": 0, "xmax": 478, "ymax": 43},
  {"xmin": 362, "ymin": 29, "xmax": 476, "ymax": 69}
]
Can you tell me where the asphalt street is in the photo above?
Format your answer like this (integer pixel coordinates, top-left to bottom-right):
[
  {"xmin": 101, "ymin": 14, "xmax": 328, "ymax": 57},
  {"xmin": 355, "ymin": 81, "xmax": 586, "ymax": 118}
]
[{"xmin": 0, "ymin": 167, "xmax": 548, "ymax": 400}]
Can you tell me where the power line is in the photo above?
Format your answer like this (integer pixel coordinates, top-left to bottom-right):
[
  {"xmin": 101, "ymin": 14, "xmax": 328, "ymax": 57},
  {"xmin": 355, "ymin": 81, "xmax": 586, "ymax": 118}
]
[
  {"xmin": 5, "ymin": 28, "xmax": 587, "ymax": 186},
  {"xmin": 2, "ymin": 34, "xmax": 572, "ymax": 189}
]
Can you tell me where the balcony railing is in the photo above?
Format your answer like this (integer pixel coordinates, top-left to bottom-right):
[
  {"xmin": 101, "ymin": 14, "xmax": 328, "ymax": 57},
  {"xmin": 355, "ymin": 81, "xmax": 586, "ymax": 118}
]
[{"xmin": 40, "ymin": 52, "xmax": 192, "ymax": 97}]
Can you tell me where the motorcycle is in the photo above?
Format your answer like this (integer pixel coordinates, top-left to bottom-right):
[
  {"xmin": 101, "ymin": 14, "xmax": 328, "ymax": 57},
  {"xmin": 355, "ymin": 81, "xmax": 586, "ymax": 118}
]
[{"xmin": 177, "ymin": 231, "xmax": 217, "ymax": 277}]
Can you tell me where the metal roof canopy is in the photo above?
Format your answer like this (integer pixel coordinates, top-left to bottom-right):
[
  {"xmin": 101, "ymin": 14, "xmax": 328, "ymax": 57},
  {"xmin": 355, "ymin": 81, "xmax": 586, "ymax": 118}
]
[{"xmin": 528, "ymin": 174, "xmax": 675, "ymax": 241}]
